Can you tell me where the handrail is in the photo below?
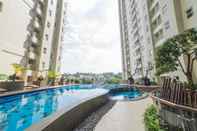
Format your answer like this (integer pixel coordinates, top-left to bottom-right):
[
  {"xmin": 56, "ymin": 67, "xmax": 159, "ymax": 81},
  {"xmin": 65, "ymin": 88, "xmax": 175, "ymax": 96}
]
[{"xmin": 151, "ymin": 94, "xmax": 197, "ymax": 113}]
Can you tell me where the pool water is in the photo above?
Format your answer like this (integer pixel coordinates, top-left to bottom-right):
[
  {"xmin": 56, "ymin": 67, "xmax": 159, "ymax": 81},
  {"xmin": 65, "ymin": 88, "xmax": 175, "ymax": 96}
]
[
  {"xmin": 110, "ymin": 89, "xmax": 142, "ymax": 101},
  {"xmin": 0, "ymin": 85, "xmax": 107, "ymax": 131}
]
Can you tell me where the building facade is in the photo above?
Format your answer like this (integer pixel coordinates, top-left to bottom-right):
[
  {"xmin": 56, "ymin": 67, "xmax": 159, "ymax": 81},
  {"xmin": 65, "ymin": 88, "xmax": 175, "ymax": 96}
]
[
  {"xmin": 119, "ymin": 0, "xmax": 155, "ymax": 81},
  {"xmin": 119, "ymin": 0, "xmax": 197, "ymax": 82},
  {"xmin": 0, "ymin": 0, "xmax": 33, "ymax": 76},
  {"xmin": 0, "ymin": 0, "xmax": 67, "ymax": 83}
]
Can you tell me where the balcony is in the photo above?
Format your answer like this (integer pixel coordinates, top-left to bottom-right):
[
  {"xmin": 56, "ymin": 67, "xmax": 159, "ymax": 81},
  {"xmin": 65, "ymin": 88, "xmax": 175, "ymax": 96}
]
[
  {"xmin": 29, "ymin": 51, "xmax": 36, "ymax": 60},
  {"xmin": 38, "ymin": 0, "xmax": 45, "ymax": 6},
  {"xmin": 152, "ymin": 15, "xmax": 162, "ymax": 32},
  {"xmin": 36, "ymin": 6, "xmax": 42, "ymax": 17},
  {"xmin": 33, "ymin": 18, "xmax": 42, "ymax": 32},
  {"xmin": 31, "ymin": 33, "xmax": 39, "ymax": 44},
  {"xmin": 29, "ymin": 3, "xmax": 43, "ymax": 20},
  {"xmin": 149, "ymin": 0, "xmax": 159, "ymax": 11}
]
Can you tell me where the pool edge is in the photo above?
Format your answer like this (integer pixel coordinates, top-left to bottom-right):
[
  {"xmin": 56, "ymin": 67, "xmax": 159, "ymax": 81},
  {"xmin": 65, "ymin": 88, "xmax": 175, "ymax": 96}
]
[
  {"xmin": 26, "ymin": 92, "xmax": 109, "ymax": 131},
  {"xmin": 0, "ymin": 84, "xmax": 80, "ymax": 98}
]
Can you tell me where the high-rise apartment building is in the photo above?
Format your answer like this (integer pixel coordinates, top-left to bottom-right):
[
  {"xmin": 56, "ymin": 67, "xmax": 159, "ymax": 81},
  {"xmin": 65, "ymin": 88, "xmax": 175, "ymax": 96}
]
[
  {"xmin": 0, "ymin": 0, "xmax": 67, "ymax": 83},
  {"xmin": 49, "ymin": 0, "xmax": 67, "ymax": 73},
  {"xmin": 119, "ymin": 0, "xmax": 155, "ymax": 81},
  {"xmin": 0, "ymin": 0, "xmax": 33, "ymax": 76},
  {"xmin": 119, "ymin": 0, "xmax": 197, "ymax": 82}
]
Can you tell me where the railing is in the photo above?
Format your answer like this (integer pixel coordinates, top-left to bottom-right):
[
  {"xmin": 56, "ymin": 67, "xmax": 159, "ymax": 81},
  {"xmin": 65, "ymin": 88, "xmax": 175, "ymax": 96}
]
[
  {"xmin": 157, "ymin": 78, "xmax": 197, "ymax": 108},
  {"xmin": 152, "ymin": 78, "xmax": 197, "ymax": 131}
]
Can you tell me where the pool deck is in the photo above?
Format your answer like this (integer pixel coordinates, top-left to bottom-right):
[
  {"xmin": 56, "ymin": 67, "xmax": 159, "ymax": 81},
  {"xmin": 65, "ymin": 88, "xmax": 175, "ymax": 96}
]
[{"xmin": 94, "ymin": 97, "xmax": 153, "ymax": 131}]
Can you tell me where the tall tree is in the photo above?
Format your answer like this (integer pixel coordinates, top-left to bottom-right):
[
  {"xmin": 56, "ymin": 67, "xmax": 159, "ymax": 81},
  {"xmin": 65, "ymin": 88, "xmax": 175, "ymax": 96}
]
[{"xmin": 156, "ymin": 28, "xmax": 197, "ymax": 89}]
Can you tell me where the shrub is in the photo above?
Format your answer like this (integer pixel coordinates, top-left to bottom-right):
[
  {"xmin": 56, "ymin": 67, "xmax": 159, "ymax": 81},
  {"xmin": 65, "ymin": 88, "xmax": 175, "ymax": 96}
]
[
  {"xmin": 144, "ymin": 105, "xmax": 164, "ymax": 131},
  {"xmin": 0, "ymin": 74, "xmax": 8, "ymax": 80}
]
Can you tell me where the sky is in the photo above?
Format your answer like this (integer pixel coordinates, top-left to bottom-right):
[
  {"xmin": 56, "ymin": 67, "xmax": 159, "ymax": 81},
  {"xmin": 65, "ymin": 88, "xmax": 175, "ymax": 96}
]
[{"xmin": 61, "ymin": 0, "xmax": 122, "ymax": 74}]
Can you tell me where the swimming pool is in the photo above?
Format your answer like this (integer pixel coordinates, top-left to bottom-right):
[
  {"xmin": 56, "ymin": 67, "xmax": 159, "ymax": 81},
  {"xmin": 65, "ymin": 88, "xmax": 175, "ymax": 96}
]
[
  {"xmin": 0, "ymin": 85, "xmax": 108, "ymax": 131},
  {"xmin": 110, "ymin": 88, "xmax": 142, "ymax": 101}
]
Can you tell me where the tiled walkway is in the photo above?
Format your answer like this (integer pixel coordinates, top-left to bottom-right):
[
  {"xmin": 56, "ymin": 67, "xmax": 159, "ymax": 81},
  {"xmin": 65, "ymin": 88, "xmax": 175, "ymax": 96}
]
[{"xmin": 94, "ymin": 97, "xmax": 152, "ymax": 131}]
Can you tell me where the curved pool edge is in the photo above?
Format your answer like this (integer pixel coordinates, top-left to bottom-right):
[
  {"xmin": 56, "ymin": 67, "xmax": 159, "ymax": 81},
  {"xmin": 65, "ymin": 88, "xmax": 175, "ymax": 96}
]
[
  {"xmin": 124, "ymin": 93, "xmax": 149, "ymax": 101},
  {"xmin": 26, "ymin": 91, "xmax": 109, "ymax": 131},
  {"xmin": 109, "ymin": 87, "xmax": 148, "ymax": 101},
  {"xmin": 0, "ymin": 84, "xmax": 80, "ymax": 98}
]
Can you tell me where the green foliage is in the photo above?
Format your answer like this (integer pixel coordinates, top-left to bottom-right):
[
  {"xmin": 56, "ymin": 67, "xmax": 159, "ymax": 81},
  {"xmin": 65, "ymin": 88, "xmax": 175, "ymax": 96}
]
[
  {"xmin": 156, "ymin": 28, "xmax": 197, "ymax": 87},
  {"xmin": 105, "ymin": 76, "xmax": 121, "ymax": 84},
  {"xmin": 156, "ymin": 40, "xmax": 180, "ymax": 75},
  {"xmin": 81, "ymin": 78, "xmax": 93, "ymax": 84},
  {"xmin": 0, "ymin": 74, "xmax": 8, "ymax": 80},
  {"xmin": 150, "ymin": 81, "xmax": 158, "ymax": 85},
  {"xmin": 144, "ymin": 105, "xmax": 164, "ymax": 131},
  {"xmin": 48, "ymin": 71, "xmax": 60, "ymax": 80},
  {"xmin": 74, "ymin": 79, "xmax": 80, "ymax": 84},
  {"xmin": 11, "ymin": 63, "xmax": 26, "ymax": 74}
]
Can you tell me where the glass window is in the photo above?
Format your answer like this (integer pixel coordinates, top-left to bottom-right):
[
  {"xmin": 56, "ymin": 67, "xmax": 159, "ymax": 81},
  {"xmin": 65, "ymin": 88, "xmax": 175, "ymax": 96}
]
[
  {"xmin": 47, "ymin": 22, "xmax": 50, "ymax": 28},
  {"xmin": 164, "ymin": 21, "xmax": 170, "ymax": 30},
  {"xmin": 51, "ymin": 0, "xmax": 53, "ymax": 5},
  {"xmin": 186, "ymin": 7, "xmax": 194, "ymax": 19},
  {"xmin": 49, "ymin": 10, "xmax": 52, "ymax": 16},
  {"xmin": 43, "ymin": 47, "xmax": 47, "ymax": 54},
  {"xmin": 45, "ymin": 34, "xmax": 49, "ymax": 41}
]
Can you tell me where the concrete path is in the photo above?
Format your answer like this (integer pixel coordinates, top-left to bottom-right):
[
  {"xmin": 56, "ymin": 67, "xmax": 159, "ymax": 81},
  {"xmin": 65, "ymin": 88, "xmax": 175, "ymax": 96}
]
[{"xmin": 94, "ymin": 97, "xmax": 152, "ymax": 131}]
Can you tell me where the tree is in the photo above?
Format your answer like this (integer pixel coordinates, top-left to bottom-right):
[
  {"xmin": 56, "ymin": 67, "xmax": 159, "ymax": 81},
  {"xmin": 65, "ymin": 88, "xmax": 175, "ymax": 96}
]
[
  {"xmin": 48, "ymin": 71, "xmax": 60, "ymax": 85},
  {"xmin": 156, "ymin": 28, "xmax": 197, "ymax": 89}
]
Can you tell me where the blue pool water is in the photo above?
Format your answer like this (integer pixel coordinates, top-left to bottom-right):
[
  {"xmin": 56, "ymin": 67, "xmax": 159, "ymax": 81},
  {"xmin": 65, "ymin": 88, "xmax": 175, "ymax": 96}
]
[
  {"xmin": 0, "ymin": 85, "xmax": 108, "ymax": 131},
  {"xmin": 110, "ymin": 89, "xmax": 142, "ymax": 100}
]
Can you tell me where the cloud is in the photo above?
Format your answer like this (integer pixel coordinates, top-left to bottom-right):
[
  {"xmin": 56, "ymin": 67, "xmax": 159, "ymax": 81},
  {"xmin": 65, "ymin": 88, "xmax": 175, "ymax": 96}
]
[{"xmin": 61, "ymin": 0, "xmax": 122, "ymax": 73}]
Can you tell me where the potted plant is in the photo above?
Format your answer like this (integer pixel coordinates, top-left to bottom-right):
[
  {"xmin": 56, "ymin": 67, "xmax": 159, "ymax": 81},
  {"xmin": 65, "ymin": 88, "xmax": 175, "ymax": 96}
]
[
  {"xmin": 11, "ymin": 63, "xmax": 26, "ymax": 82},
  {"xmin": 48, "ymin": 71, "xmax": 60, "ymax": 86}
]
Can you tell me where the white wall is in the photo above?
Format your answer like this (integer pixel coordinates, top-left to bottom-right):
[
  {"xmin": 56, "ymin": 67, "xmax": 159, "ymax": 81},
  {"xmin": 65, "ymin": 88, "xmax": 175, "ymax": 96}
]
[{"xmin": 0, "ymin": 0, "xmax": 31, "ymax": 75}]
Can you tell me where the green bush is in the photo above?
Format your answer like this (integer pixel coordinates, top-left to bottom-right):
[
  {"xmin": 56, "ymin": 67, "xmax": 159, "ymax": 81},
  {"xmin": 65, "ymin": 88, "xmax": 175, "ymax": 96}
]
[
  {"xmin": 150, "ymin": 81, "xmax": 158, "ymax": 85},
  {"xmin": 0, "ymin": 74, "xmax": 8, "ymax": 80},
  {"xmin": 144, "ymin": 105, "xmax": 164, "ymax": 131}
]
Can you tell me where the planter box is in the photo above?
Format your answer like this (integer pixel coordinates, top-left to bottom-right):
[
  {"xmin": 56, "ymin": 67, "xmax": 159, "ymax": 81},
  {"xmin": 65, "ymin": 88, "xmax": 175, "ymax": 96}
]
[{"xmin": 0, "ymin": 81, "xmax": 24, "ymax": 91}]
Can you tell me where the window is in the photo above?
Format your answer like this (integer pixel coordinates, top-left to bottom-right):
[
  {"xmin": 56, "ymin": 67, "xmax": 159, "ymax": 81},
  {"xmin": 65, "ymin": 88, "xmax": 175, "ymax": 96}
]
[
  {"xmin": 162, "ymin": 4, "xmax": 167, "ymax": 15},
  {"xmin": 164, "ymin": 21, "xmax": 170, "ymax": 30},
  {"xmin": 49, "ymin": 10, "xmax": 52, "ymax": 16},
  {"xmin": 0, "ymin": 2, "xmax": 2, "ymax": 12},
  {"xmin": 45, "ymin": 34, "xmax": 49, "ymax": 41},
  {"xmin": 51, "ymin": 0, "xmax": 53, "ymax": 5},
  {"xmin": 186, "ymin": 7, "xmax": 193, "ymax": 19},
  {"xmin": 47, "ymin": 22, "xmax": 50, "ymax": 28},
  {"xmin": 43, "ymin": 47, "xmax": 47, "ymax": 54}
]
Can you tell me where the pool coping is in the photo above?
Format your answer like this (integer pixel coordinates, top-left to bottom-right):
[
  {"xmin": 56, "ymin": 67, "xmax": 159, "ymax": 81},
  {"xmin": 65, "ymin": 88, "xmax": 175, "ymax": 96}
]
[
  {"xmin": 0, "ymin": 84, "xmax": 80, "ymax": 98},
  {"xmin": 26, "ymin": 90, "xmax": 109, "ymax": 131}
]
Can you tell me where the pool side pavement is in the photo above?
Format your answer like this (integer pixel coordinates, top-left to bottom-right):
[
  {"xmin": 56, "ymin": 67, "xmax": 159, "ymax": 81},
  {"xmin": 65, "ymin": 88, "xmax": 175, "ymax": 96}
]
[{"xmin": 94, "ymin": 97, "xmax": 153, "ymax": 131}]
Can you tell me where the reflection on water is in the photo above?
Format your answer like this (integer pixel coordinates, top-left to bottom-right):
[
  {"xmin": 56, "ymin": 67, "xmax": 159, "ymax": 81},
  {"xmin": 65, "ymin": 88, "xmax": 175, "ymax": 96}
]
[{"xmin": 0, "ymin": 85, "xmax": 107, "ymax": 131}]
